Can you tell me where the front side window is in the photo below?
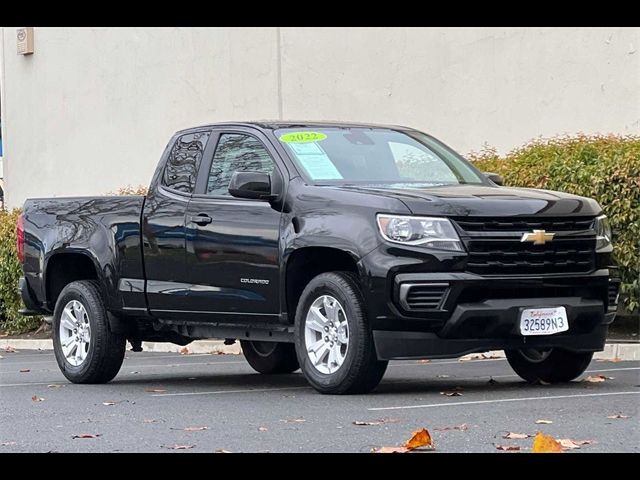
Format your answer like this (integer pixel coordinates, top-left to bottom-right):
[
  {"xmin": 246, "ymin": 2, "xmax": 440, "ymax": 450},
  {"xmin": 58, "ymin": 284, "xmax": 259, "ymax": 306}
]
[
  {"xmin": 162, "ymin": 131, "xmax": 211, "ymax": 193},
  {"xmin": 275, "ymin": 127, "xmax": 483, "ymax": 187},
  {"xmin": 206, "ymin": 134, "xmax": 275, "ymax": 196}
]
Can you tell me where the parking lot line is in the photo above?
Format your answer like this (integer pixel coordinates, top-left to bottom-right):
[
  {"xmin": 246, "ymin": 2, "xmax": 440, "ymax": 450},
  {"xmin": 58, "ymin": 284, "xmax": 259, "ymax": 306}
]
[
  {"xmin": 151, "ymin": 386, "xmax": 311, "ymax": 397},
  {"xmin": 368, "ymin": 391, "xmax": 640, "ymax": 411}
]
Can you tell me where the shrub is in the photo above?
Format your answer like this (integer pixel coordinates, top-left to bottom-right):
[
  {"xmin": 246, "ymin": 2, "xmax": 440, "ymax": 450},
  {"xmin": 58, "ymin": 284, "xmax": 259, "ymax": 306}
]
[
  {"xmin": 470, "ymin": 134, "xmax": 640, "ymax": 313},
  {"xmin": 0, "ymin": 209, "xmax": 41, "ymax": 333}
]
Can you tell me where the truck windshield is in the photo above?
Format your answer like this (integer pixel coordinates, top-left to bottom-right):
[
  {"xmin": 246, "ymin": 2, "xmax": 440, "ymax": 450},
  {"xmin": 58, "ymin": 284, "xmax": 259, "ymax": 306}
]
[{"xmin": 275, "ymin": 127, "xmax": 484, "ymax": 186}]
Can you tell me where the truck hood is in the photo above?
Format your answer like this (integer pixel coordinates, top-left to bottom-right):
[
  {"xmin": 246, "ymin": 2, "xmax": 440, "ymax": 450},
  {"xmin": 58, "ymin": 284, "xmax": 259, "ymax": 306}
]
[{"xmin": 340, "ymin": 184, "xmax": 602, "ymax": 217}]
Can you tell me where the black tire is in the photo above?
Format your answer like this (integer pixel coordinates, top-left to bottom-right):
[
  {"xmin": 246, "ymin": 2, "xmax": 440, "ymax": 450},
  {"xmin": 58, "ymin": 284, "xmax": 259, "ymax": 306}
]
[
  {"xmin": 52, "ymin": 280, "xmax": 126, "ymax": 384},
  {"xmin": 294, "ymin": 271, "xmax": 388, "ymax": 394},
  {"xmin": 240, "ymin": 340, "xmax": 299, "ymax": 374},
  {"xmin": 505, "ymin": 348, "xmax": 593, "ymax": 383}
]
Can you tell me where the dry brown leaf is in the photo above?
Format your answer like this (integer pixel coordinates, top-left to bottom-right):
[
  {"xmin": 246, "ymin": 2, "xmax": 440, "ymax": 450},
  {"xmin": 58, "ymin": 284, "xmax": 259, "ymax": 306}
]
[
  {"xmin": 19, "ymin": 369, "xmax": 30, "ymax": 373},
  {"xmin": 143, "ymin": 419, "xmax": 158, "ymax": 424},
  {"xmin": 210, "ymin": 351, "xmax": 226, "ymax": 355},
  {"xmin": 4, "ymin": 346, "xmax": 17, "ymax": 353},
  {"xmin": 417, "ymin": 359, "xmax": 431, "ymax": 364},
  {"xmin": 184, "ymin": 426, "xmax": 208, "ymax": 432},
  {"xmin": 607, "ymin": 414, "xmax": 629, "ymax": 419},
  {"xmin": 495, "ymin": 444, "xmax": 521, "ymax": 451},
  {"xmin": 163, "ymin": 444, "xmax": 194, "ymax": 450},
  {"xmin": 584, "ymin": 375, "xmax": 612, "ymax": 383},
  {"xmin": 102, "ymin": 401, "xmax": 117, "ymax": 406},
  {"xmin": 440, "ymin": 391, "xmax": 463, "ymax": 397},
  {"xmin": 72, "ymin": 434, "xmax": 101, "ymax": 439},
  {"xmin": 31, "ymin": 395, "xmax": 44, "ymax": 402},
  {"xmin": 258, "ymin": 426, "xmax": 268, "ymax": 432},
  {"xmin": 1, "ymin": 442, "xmax": 16, "ymax": 446},
  {"xmin": 373, "ymin": 446, "xmax": 410, "ymax": 454},
  {"xmin": 145, "ymin": 388, "xmax": 167, "ymax": 393},
  {"xmin": 215, "ymin": 448, "xmax": 232, "ymax": 453},
  {"xmin": 47, "ymin": 384, "xmax": 63, "ymax": 389},
  {"xmin": 503, "ymin": 432, "xmax": 531, "ymax": 439},
  {"xmin": 179, "ymin": 347, "xmax": 190, "ymax": 355},
  {"xmin": 532, "ymin": 432, "xmax": 563, "ymax": 453},
  {"xmin": 435, "ymin": 424, "xmax": 468, "ymax": 432},
  {"xmin": 405, "ymin": 428, "xmax": 434, "ymax": 450},
  {"xmin": 535, "ymin": 419, "xmax": 553, "ymax": 424}
]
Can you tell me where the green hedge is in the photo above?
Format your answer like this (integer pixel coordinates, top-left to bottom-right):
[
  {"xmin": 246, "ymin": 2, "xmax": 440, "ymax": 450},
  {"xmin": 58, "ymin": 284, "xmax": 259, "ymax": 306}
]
[
  {"xmin": 0, "ymin": 209, "xmax": 41, "ymax": 333},
  {"xmin": 470, "ymin": 134, "xmax": 640, "ymax": 313}
]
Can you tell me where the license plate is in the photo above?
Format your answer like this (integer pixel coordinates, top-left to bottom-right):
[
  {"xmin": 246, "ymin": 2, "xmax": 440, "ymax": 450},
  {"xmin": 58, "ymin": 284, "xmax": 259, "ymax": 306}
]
[{"xmin": 520, "ymin": 307, "xmax": 568, "ymax": 336}]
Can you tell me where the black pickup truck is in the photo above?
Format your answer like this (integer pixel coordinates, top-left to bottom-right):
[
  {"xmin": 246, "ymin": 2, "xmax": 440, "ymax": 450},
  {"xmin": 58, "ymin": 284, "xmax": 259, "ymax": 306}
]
[{"xmin": 18, "ymin": 122, "xmax": 619, "ymax": 394}]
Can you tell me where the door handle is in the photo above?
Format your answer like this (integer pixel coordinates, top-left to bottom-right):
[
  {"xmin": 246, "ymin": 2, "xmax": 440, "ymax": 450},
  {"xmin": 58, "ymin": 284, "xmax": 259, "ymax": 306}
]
[{"xmin": 189, "ymin": 214, "xmax": 213, "ymax": 226}]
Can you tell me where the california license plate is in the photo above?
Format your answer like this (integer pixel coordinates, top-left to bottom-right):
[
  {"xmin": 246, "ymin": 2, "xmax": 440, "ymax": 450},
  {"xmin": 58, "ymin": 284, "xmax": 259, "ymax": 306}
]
[{"xmin": 520, "ymin": 307, "xmax": 568, "ymax": 336}]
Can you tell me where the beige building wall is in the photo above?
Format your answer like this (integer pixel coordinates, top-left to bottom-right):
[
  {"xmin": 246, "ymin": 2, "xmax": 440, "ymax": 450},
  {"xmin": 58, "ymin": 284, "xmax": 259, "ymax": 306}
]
[{"xmin": 1, "ymin": 27, "xmax": 638, "ymax": 208}]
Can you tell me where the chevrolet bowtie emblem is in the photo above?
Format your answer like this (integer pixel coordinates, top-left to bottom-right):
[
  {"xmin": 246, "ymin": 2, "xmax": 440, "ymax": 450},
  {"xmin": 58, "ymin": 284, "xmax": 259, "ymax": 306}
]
[{"xmin": 521, "ymin": 229, "xmax": 555, "ymax": 245}]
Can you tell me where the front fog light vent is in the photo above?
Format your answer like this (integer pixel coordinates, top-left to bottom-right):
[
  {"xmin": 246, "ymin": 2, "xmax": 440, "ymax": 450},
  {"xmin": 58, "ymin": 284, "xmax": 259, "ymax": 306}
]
[{"xmin": 399, "ymin": 283, "xmax": 449, "ymax": 311}]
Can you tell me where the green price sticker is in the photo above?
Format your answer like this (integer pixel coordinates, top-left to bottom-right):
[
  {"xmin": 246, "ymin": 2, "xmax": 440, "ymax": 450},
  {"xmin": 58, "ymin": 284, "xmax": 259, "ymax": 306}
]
[{"xmin": 279, "ymin": 131, "xmax": 327, "ymax": 143}]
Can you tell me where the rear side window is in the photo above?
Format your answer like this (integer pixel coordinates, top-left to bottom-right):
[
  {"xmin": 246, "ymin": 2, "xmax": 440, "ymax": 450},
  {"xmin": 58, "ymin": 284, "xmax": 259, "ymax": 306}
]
[{"xmin": 162, "ymin": 131, "xmax": 211, "ymax": 193}]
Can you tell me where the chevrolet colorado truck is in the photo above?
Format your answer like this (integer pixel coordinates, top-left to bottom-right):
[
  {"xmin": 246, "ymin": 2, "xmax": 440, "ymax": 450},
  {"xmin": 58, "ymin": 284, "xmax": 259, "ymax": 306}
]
[{"xmin": 18, "ymin": 122, "xmax": 619, "ymax": 394}]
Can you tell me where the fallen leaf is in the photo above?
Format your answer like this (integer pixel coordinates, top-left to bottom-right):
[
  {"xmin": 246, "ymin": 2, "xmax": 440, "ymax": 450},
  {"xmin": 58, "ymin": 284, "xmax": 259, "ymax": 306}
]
[
  {"xmin": 503, "ymin": 432, "xmax": 531, "ymax": 439},
  {"xmin": 215, "ymin": 448, "xmax": 232, "ymax": 453},
  {"xmin": 130, "ymin": 371, "xmax": 139, "ymax": 374},
  {"xmin": 258, "ymin": 426, "xmax": 268, "ymax": 432},
  {"xmin": 162, "ymin": 444, "xmax": 194, "ymax": 450},
  {"xmin": 102, "ymin": 401, "xmax": 117, "ymax": 406},
  {"xmin": 143, "ymin": 419, "xmax": 157, "ymax": 424},
  {"xmin": 585, "ymin": 375, "xmax": 613, "ymax": 383},
  {"xmin": 440, "ymin": 390, "xmax": 463, "ymax": 397},
  {"xmin": 0, "ymin": 442, "xmax": 17, "ymax": 446},
  {"xmin": 179, "ymin": 347, "xmax": 190, "ymax": 355},
  {"xmin": 47, "ymin": 384, "xmax": 63, "ymax": 389},
  {"xmin": 607, "ymin": 414, "xmax": 629, "ymax": 419},
  {"xmin": 72, "ymin": 434, "xmax": 101, "ymax": 439},
  {"xmin": 405, "ymin": 428, "xmax": 434, "ymax": 450},
  {"xmin": 373, "ymin": 446, "xmax": 410, "ymax": 454},
  {"xmin": 436, "ymin": 374, "xmax": 450, "ymax": 378},
  {"xmin": 184, "ymin": 426, "xmax": 208, "ymax": 432},
  {"xmin": 19, "ymin": 369, "xmax": 30, "ymax": 373},
  {"xmin": 532, "ymin": 432, "xmax": 563, "ymax": 453},
  {"xmin": 557, "ymin": 439, "xmax": 594, "ymax": 450},
  {"xmin": 535, "ymin": 419, "xmax": 553, "ymax": 424},
  {"xmin": 435, "ymin": 424, "xmax": 468, "ymax": 432},
  {"xmin": 495, "ymin": 444, "xmax": 520, "ymax": 451},
  {"xmin": 31, "ymin": 395, "xmax": 44, "ymax": 402},
  {"xmin": 488, "ymin": 378, "xmax": 499, "ymax": 385},
  {"xmin": 282, "ymin": 417, "xmax": 306, "ymax": 423},
  {"xmin": 145, "ymin": 388, "xmax": 167, "ymax": 393},
  {"xmin": 417, "ymin": 359, "xmax": 431, "ymax": 364},
  {"xmin": 210, "ymin": 351, "xmax": 226, "ymax": 355},
  {"xmin": 4, "ymin": 346, "xmax": 17, "ymax": 353}
]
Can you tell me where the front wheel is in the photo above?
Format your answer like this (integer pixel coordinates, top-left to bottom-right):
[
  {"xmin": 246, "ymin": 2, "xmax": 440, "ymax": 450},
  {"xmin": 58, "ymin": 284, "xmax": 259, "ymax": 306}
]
[
  {"xmin": 52, "ymin": 280, "xmax": 126, "ymax": 384},
  {"xmin": 505, "ymin": 348, "xmax": 593, "ymax": 383},
  {"xmin": 294, "ymin": 271, "xmax": 388, "ymax": 394}
]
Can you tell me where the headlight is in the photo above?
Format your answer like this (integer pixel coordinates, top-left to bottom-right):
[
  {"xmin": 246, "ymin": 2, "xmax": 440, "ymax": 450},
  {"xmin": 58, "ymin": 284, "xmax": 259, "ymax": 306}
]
[
  {"xmin": 376, "ymin": 214, "xmax": 464, "ymax": 251},
  {"xmin": 595, "ymin": 214, "xmax": 612, "ymax": 249}
]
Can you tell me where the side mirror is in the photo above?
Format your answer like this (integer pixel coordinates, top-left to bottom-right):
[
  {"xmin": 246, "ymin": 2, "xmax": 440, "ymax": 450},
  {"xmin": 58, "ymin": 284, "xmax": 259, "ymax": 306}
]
[
  {"xmin": 228, "ymin": 171, "xmax": 275, "ymax": 200},
  {"xmin": 484, "ymin": 172, "xmax": 504, "ymax": 186}
]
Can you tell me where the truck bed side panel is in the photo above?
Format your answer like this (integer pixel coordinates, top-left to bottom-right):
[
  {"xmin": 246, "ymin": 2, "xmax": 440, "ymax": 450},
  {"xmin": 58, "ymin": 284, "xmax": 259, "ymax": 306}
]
[{"xmin": 22, "ymin": 196, "xmax": 146, "ymax": 313}]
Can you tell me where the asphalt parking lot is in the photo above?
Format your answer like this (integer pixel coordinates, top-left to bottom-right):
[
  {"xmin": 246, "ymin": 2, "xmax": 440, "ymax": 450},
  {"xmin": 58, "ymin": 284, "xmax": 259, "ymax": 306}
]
[{"xmin": 1, "ymin": 349, "xmax": 638, "ymax": 453}]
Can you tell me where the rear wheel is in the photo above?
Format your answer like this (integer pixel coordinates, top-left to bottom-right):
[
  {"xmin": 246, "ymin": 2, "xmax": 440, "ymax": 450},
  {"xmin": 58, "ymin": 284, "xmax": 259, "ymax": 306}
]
[
  {"xmin": 505, "ymin": 348, "xmax": 593, "ymax": 383},
  {"xmin": 52, "ymin": 280, "xmax": 126, "ymax": 384},
  {"xmin": 240, "ymin": 340, "xmax": 299, "ymax": 374},
  {"xmin": 294, "ymin": 271, "xmax": 388, "ymax": 394}
]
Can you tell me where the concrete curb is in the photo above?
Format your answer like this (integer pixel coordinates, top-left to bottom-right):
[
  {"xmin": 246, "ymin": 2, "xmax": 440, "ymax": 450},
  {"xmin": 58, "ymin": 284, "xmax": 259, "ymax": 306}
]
[{"xmin": 1, "ymin": 338, "xmax": 637, "ymax": 360}]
